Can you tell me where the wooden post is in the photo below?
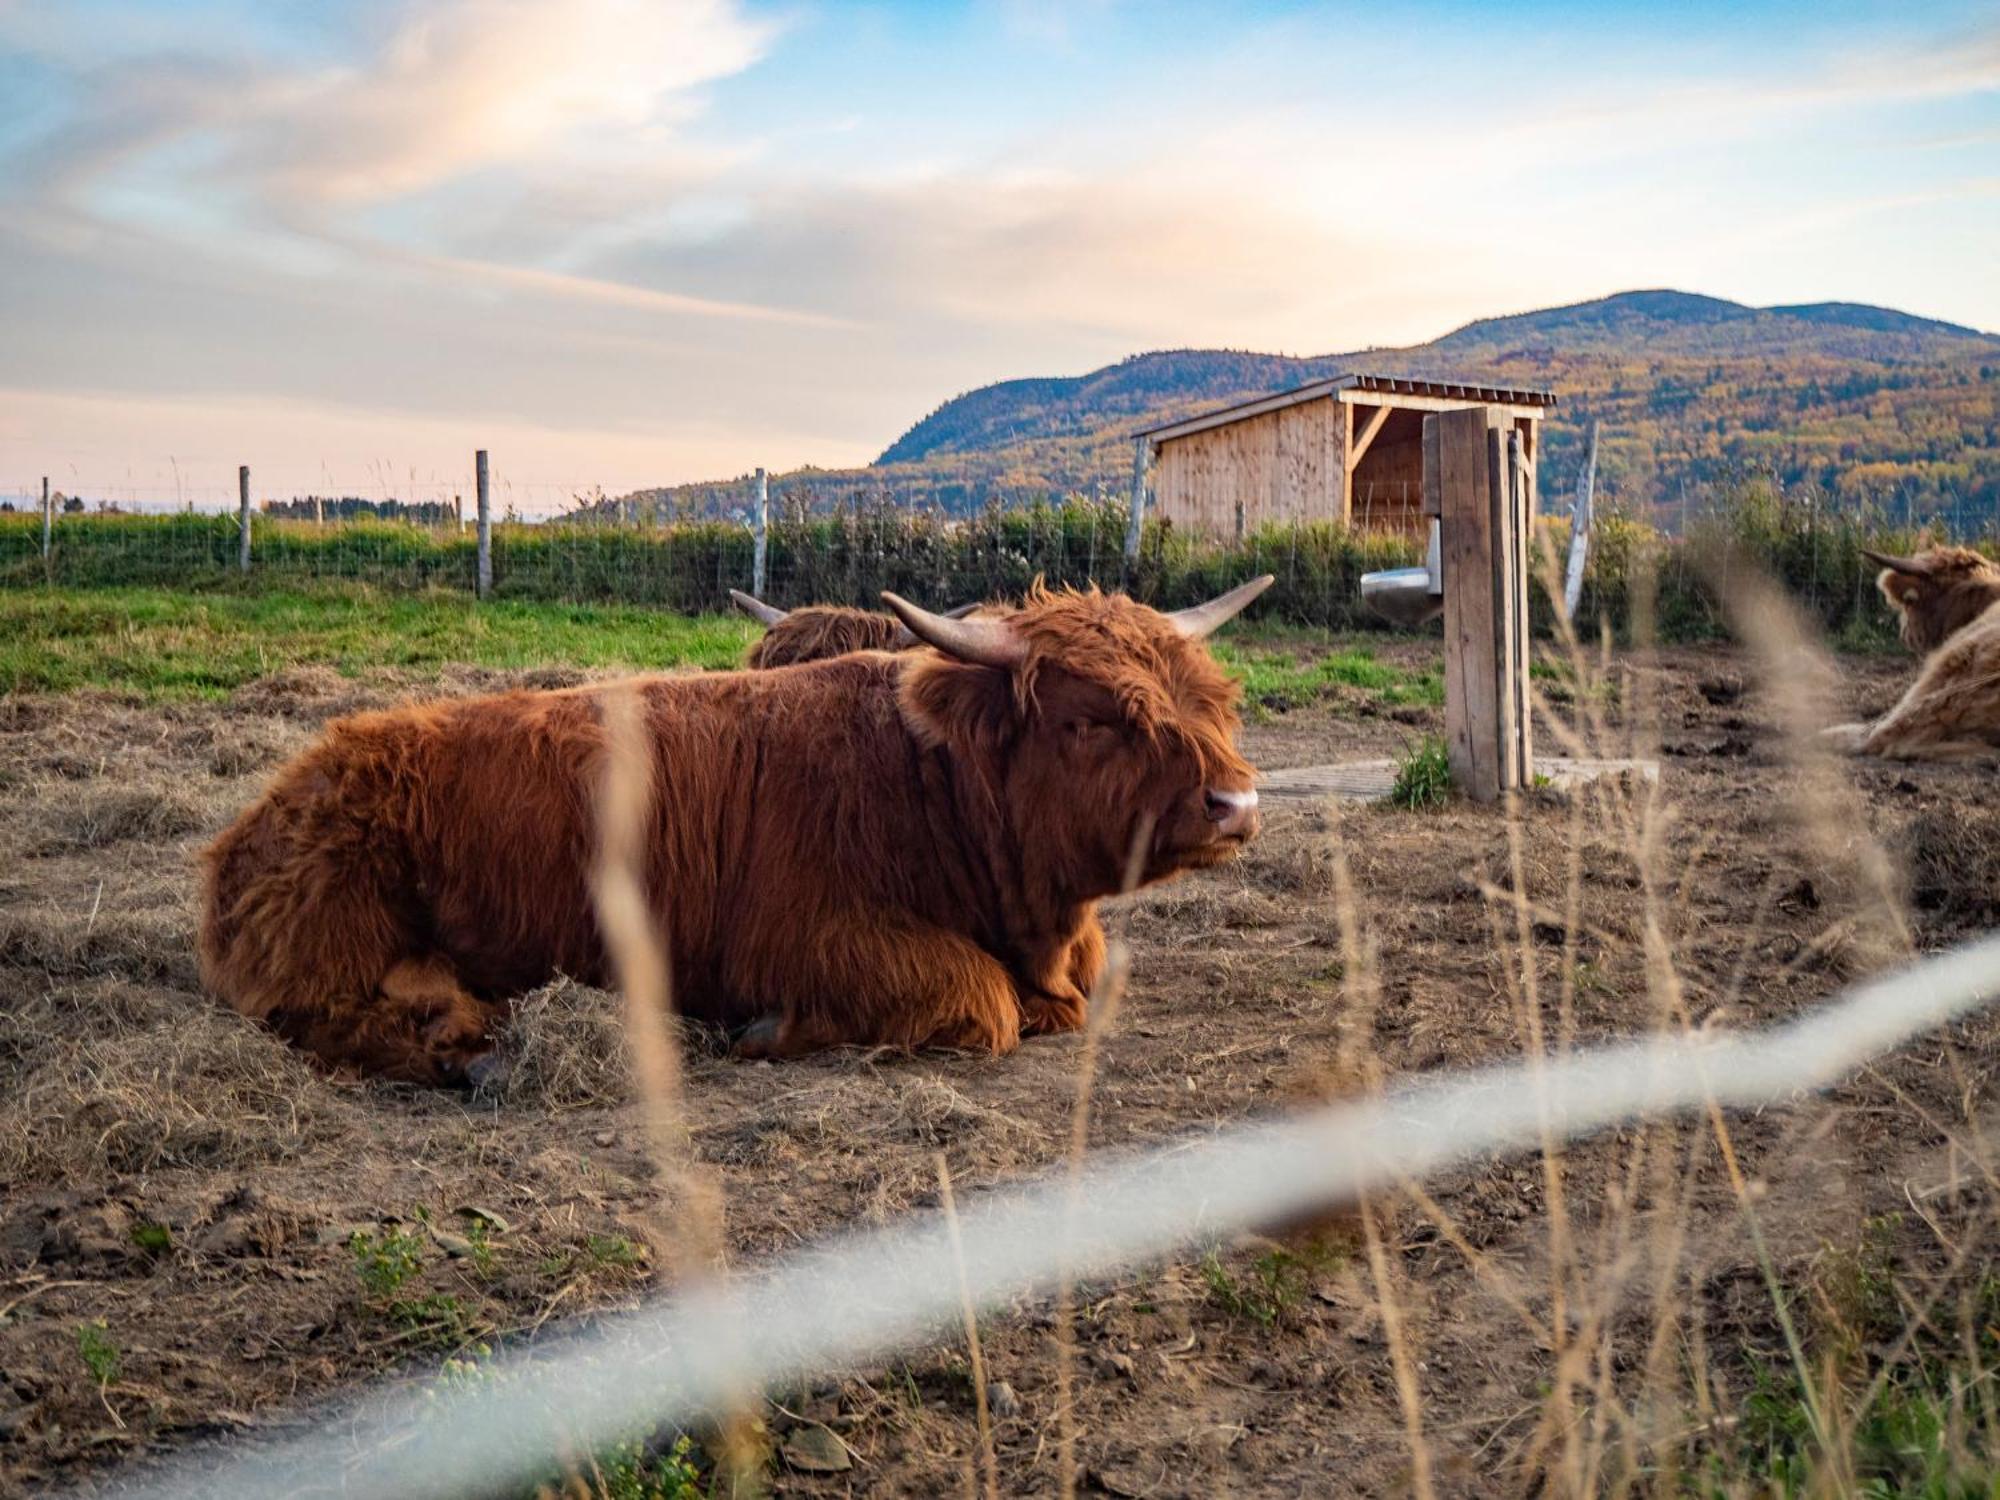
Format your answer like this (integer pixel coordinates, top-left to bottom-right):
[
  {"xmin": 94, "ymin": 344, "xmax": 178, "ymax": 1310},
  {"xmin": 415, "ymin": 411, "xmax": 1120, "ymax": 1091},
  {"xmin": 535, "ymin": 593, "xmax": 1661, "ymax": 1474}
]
[
  {"xmin": 1123, "ymin": 438, "xmax": 1150, "ymax": 574},
  {"xmin": 752, "ymin": 466, "xmax": 769, "ymax": 598},
  {"xmin": 237, "ymin": 465, "xmax": 252, "ymax": 572},
  {"xmin": 314, "ymin": 493, "xmax": 325, "ymax": 528},
  {"xmin": 452, "ymin": 494, "xmax": 462, "ymax": 533},
  {"xmin": 40, "ymin": 476, "xmax": 51, "ymax": 559},
  {"xmin": 1429, "ymin": 408, "xmax": 1533, "ymax": 802},
  {"xmin": 475, "ymin": 450, "xmax": 492, "ymax": 600}
]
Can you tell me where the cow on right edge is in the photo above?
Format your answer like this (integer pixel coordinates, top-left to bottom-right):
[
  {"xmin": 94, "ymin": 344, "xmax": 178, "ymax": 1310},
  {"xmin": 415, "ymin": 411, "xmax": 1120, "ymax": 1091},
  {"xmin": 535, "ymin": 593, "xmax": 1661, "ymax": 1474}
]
[{"xmin": 1822, "ymin": 546, "xmax": 2000, "ymax": 761}]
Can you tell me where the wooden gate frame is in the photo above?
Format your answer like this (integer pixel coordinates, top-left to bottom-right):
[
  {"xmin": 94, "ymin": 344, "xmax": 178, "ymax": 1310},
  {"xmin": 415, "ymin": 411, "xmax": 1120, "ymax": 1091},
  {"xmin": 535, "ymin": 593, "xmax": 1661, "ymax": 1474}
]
[{"xmin": 1424, "ymin": 406, "xmax": 1534, "ymax": 802}]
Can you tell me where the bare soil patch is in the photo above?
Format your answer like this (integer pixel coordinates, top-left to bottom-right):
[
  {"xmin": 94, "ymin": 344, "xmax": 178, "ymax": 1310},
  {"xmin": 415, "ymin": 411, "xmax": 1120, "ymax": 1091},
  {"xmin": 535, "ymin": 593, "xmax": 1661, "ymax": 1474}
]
[{"xmin": 1, "ymin": 641, "xmax": 1995, "ymax": 1496}]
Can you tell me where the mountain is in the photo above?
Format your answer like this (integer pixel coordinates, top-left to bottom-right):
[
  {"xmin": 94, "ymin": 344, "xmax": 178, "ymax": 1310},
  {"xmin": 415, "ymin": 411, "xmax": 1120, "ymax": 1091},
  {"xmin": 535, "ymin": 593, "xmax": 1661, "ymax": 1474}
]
[{"xmin": 626, "ymin": 290, "xmax": 2000, "ymax": 525}]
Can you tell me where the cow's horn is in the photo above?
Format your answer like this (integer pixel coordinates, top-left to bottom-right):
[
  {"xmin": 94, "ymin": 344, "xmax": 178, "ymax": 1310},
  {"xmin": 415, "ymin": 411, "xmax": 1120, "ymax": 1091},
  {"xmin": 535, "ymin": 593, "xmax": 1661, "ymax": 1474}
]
[
  {"xmin": 729, "ymin": 589, "xmax": 788, "ymax": 626},
  {"xmin": 1859, "ymin": 548, "xmax": 1931, "ymax": 577},
  {"xmin": 881, "ymin": 593, "xmax": 1027, "ymax": 668},
  {"xmin": 890, "ymin": 600, "xmax": 981, "ymax": 649},
  {"xmin": 1167, "ymin": 574, "xmax": 1276, "ymax": 639}
]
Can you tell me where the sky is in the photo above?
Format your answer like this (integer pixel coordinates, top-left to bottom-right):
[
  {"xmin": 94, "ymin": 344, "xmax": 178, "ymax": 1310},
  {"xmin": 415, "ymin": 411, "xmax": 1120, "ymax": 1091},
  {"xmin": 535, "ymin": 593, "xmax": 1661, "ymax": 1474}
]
[{"xmin": 0, "ymin": 0, "xmax": 1996, "ymax": 510}]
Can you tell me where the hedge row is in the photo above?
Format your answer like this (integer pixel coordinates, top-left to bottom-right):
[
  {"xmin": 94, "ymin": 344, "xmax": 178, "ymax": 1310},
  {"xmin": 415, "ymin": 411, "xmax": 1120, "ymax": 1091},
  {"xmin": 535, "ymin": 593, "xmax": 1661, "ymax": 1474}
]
[{"xmin": 0, "ymin": 493, "xmax": 1981, "ymax": 645}]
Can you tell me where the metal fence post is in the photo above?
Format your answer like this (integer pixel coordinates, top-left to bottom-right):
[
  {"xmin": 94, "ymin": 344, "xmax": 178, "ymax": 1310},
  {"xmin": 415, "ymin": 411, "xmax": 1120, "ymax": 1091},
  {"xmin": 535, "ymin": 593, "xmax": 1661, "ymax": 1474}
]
[
  {"xmin": 238, "ymin": 465, "xmax": 252, "ymax": 572},
  {"xmin": 752, "ymin": 466, "xmax": 768, "ymax": 598},
  {"xmin": 1123, "ymin": 437, "xmax": 1149, "ymax": 577},
  {"xmin": 40, "ymin": 476, "xmax": 51, "ymax": 560},
  {"xmin": 475, "ymin": 450, "xmax": 492, "ymax": 600}
]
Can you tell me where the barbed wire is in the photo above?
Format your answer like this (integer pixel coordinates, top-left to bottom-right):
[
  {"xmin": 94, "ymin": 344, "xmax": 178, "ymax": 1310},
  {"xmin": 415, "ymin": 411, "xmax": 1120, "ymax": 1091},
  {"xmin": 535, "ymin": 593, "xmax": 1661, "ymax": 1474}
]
[{"xmin": 99, "ymin": 932, "xmax": 2000, "ymax": 1500}]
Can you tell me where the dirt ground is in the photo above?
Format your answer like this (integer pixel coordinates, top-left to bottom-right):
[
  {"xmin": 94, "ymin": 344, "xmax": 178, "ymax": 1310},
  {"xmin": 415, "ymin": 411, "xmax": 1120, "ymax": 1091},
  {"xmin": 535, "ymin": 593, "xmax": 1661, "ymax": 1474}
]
[{"xmin": 3, "ymin": 637, "xmax": 1998, "ymax": 1498}]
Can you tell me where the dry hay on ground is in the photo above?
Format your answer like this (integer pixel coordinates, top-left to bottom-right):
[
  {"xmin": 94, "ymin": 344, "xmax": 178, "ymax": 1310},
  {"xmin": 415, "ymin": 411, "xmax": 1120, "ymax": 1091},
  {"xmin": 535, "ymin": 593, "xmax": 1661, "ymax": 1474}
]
[{"xmin": 1, "ymin": 645, "xmax": 1998, "ymax": 1497}]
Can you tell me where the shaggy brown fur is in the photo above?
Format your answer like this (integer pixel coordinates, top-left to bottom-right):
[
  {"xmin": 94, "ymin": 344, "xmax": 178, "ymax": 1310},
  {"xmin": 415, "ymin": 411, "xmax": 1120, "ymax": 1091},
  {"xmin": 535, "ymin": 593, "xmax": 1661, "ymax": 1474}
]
[
  {"xmin": 737, "ymin": 595, "xmax": 982, "ymax": 669},
  {"xmin": 1824, "ymin": 546, "xmax": 2000, "ymax": 761},
  {"xmin": 200, "ymin": 585, "xmax": 1261, "ymax": 1083},
  {"xmin": 746, "ymin": 605, "xmax": 910, "ymax": 668}
]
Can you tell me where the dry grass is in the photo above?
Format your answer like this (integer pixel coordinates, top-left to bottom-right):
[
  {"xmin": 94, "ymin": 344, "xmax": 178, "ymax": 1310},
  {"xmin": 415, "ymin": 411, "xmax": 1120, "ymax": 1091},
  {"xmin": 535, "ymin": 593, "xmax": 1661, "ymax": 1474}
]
[
  {"xmin": 499, "ymin": 977, "xmax": 637, "ymax": 1111},
  {"xmin": 1, "ymin": 626, "xmax": 1997, "ymax": 1496}
]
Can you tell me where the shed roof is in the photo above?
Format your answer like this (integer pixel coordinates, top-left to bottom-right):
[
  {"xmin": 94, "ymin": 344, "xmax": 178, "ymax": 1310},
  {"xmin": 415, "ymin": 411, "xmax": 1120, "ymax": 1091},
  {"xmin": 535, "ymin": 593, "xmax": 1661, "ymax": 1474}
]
[{"xmin": 1134, "ymin": 372, "xmax": 1557, "ymax": 444}]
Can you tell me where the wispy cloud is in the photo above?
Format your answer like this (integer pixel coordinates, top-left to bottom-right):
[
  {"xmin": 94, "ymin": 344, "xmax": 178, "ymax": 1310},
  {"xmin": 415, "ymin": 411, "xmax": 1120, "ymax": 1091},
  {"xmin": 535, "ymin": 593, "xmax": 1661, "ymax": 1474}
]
[{"xmin": 0, "ymin": 0, "xmax": 1995, "ymax": 497}]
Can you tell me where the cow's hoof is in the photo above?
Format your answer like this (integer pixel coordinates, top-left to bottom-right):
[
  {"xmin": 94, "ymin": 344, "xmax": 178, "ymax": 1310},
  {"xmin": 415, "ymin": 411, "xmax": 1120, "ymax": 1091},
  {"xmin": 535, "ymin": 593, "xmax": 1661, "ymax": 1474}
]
[
  {"xmin": 732, "ymin": 1016, "xmax": 782, "ymax": 1060},
  {"xmin": 462, "ymin": 1050, "xmax": 514, "ymax": 1093},
  {"xmin": 1818, "ymin": 722, "xmax": 1870, "ymax": 755}
]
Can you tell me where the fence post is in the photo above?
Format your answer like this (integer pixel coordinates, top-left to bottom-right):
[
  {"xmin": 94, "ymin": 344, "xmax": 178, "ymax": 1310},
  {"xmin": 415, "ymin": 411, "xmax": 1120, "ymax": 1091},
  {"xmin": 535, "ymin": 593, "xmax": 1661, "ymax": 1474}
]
[
  {"xmin": 1123, "ymin": 437, "xmax": 1149, "ymax": 577},
  {"xmin": 40, "ymin": 476, "xmax": 51, "ymax": 560},
  {"xmin": 752, "ymin": 466, "xmax": 769, "ymax": 598},
  {"xmin": 475, "ymin": 450, "xmax": 492, "ymax": 600},
  {"xmin": 238, "ymin": 465, "xmax": 252, "ymax": 572}
]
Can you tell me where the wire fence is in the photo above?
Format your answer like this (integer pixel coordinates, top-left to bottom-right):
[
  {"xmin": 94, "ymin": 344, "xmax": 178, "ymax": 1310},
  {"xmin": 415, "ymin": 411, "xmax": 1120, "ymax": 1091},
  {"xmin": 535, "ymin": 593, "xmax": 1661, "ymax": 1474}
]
[
  {"xmin": 3, "ymin": 485, "xmax": 1994, "ymax": 643},
  {"xmin": 101, "ymin": 931, "xmax": 2000, "ymax": 1500}
]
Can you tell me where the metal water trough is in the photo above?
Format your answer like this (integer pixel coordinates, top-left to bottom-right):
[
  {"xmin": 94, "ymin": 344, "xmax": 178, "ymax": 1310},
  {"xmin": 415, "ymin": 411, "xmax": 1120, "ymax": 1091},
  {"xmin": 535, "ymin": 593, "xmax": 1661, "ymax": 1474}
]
[{"xmin": 1359, "ymin": 519, "xmax": 1443, "ymax": 627}]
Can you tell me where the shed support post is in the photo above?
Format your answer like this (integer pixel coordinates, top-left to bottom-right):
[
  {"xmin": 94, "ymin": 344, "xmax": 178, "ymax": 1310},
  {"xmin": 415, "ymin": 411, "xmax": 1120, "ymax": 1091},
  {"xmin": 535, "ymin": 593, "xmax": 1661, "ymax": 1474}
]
[
  {"xmin": 1123, "ymin": 438, "xmax": 1149, "ymax": 578},
  {"xmin": 475, "ymin": 450, "xmax": 492, "ymax": 600},
  {"xmin": 752, "ymin": 466, "xmax": 769, "ymax": 598},
  {"xmin": 1428, "ymin": 408, "xmax": 1533, "ymax": 803},
  {"xmin": 238, "ymin": 465, "xmax": 252, "ymax": 572}
]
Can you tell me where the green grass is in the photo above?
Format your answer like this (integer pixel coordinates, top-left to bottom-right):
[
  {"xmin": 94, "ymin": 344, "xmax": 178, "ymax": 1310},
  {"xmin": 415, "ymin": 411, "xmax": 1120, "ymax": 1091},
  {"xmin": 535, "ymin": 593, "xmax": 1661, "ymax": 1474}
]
[
  {"xmin": 1211, "ymin": 637, "xmax": 1444, "ymax": 718},
  {"xmin": 1388, "ymin": 734, "xmax": 1453, "ymax": 809},
  {"xmin": 0, "ymin": 585, "xmax": 758, "ymax": 700}
]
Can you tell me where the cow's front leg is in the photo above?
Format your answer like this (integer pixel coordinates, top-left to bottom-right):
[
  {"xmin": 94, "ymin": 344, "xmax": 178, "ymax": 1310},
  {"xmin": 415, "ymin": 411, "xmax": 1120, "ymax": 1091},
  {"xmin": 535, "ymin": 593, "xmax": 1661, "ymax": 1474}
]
[
  {"xmin": 1019, "ymin": 916, "xmax": 1106, "ymax": 1037},
  {"xmin": 733, "ymin": 912, "xmax": 1021, "ymax": 1058}
]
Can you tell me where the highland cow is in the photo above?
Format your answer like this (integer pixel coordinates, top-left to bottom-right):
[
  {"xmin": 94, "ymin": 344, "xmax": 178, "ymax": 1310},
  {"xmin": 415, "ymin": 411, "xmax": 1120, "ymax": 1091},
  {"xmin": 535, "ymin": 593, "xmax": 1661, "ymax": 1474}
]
[
  {"xmin": 730, "ymin": 590, "xmax": 980, "ymax": 668},
  {"xmin": 200, "ymin": 579, "xmax": 1272, "ymax": 1083},
  {"xmin": 1822, "ymin": 546, "xmax": 2000, "ymax": 761}
]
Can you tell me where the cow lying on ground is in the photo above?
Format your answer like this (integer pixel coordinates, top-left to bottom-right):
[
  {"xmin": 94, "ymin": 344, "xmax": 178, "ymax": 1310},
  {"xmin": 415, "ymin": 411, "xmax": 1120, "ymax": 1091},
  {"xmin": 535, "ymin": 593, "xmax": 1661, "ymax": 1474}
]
[
  {"xmin": 730, "ymin": 589, "xmax": 979, "ymax": 668},
  {"xmin": 200, "ymin": 578, "xmax": 1272, "ymax": 1083},
  {"xmin": 1822, "ymin": 546, "xmax": 2000, "ymax": 761}
]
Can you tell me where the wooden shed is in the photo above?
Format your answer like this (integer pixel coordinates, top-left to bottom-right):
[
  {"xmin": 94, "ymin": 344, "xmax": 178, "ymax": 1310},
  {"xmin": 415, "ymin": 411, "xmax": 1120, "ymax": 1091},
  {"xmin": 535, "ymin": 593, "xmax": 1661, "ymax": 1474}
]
[{"xmin": 1135, "ymin": 373, "xmax": 1556, "ymax": 536}]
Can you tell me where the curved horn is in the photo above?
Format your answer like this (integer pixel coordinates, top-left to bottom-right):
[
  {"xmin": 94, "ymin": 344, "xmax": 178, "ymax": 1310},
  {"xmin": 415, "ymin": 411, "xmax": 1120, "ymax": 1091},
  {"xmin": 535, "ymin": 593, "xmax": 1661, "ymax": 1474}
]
[
  {"xmin": 890, "ymin": 600, "xmax": 981, "ymax": 648},
  {"xmin": 1167, "ymin": 574, "xmax": 1276, "ymax": 639},
  {"xmin": 728, "ymin": 589, "xmax": 788, "ymax": 626},
  {"xmin": 1859, "ymin": 548, "xmax": 1932, "ymax": 577},
  {"xmin": 881, "ymin": 593, "xmax": 1027, "ymax": 669}
]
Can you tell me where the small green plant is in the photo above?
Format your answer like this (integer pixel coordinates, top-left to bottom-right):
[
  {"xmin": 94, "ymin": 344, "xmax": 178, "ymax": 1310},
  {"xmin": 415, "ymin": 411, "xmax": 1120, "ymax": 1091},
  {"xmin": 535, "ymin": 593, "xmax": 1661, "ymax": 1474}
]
[
  {"xmin": 1201, "ymin": 1248, "xmax": 1309, "ymax": 1327},
  {"xmin": 129, "ymin": 1221, "xmax": 172, "ymax": 1256},
  {"xmin": 1389, "ymin": 734, "xmax": 1452, "ymax": 810},
  {"xmin": 76, "ymin": 1320, "xmax": 120, "ymax": 1387},
  {"xmin": 462, "ymin": 1215, "xmax": 497, "ymax": 1279},
  {"xmin": 349, "ymin": 1226, "xmax": 426, "ymax": 1301},
  {"xmin": 590, "ymin": 1436, "xmax": 703, "ymax": 1500},
  {"xmin": 586, "ymin": 1234, "xmax": 643, "ymax": 1269}
]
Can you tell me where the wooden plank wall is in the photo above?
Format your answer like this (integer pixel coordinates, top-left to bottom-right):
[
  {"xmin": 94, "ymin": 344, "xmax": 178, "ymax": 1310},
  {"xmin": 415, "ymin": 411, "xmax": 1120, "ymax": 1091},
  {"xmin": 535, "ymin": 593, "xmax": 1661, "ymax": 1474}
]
[{"xmin": 1152, "ymin": 397, "xmax": 1343, "ymax": 535}]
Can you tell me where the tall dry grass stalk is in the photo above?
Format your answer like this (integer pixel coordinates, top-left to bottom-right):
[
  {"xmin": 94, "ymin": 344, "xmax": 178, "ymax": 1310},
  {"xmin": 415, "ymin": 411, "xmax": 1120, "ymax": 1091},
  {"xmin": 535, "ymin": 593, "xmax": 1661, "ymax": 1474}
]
[
  {"xmin": 937, "ymin": 1154, "xmax": 999, "ymax": 1500},
  {"xmin": 1054, "ymin": 819, "xmax": 1152, "ymax": 1500},
  {"xmin": 587, "ymin": 682, "xmax": 756, "ymax": 1489},
  {"xmin": 589, "ymin": 682, "xmax": 725, "ymax": 1283}
]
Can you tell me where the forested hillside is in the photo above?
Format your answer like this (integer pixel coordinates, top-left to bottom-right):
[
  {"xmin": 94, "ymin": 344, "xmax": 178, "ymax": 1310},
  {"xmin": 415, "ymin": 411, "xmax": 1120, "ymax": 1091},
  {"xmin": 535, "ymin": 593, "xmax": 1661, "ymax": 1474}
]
[{"xmin": 624, "ymin": 290, "xmax": 2000, "ymax": 526}]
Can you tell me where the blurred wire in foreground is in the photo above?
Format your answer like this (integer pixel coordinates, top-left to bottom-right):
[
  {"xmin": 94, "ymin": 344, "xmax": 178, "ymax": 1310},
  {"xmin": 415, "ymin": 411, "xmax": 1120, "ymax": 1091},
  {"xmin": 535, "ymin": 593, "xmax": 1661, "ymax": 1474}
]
[{"xmin": 105, "ymin": 934, "xmax": 2000, "ymax": 1500}]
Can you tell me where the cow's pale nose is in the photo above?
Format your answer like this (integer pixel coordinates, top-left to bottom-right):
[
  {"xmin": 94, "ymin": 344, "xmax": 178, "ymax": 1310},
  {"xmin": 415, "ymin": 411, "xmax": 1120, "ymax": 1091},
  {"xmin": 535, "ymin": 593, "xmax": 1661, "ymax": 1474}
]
[{"xmin": 1204, "ymin": 787, "xmax": 1259, "ymax": 837}]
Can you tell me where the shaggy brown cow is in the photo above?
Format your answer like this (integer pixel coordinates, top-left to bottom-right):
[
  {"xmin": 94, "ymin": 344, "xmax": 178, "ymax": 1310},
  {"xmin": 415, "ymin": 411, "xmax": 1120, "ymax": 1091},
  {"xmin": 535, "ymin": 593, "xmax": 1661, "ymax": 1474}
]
[
  {"xmin": 200, "ymin": 578, "xmax": 1272, "ymax": 1083},
  {"xmin": 730, "ymin": 589, "xmax": 979, "ymax": 668},
  {"xmin": 1822, "ymin": 546, "xmax": 2000, "ymax": 760}
]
